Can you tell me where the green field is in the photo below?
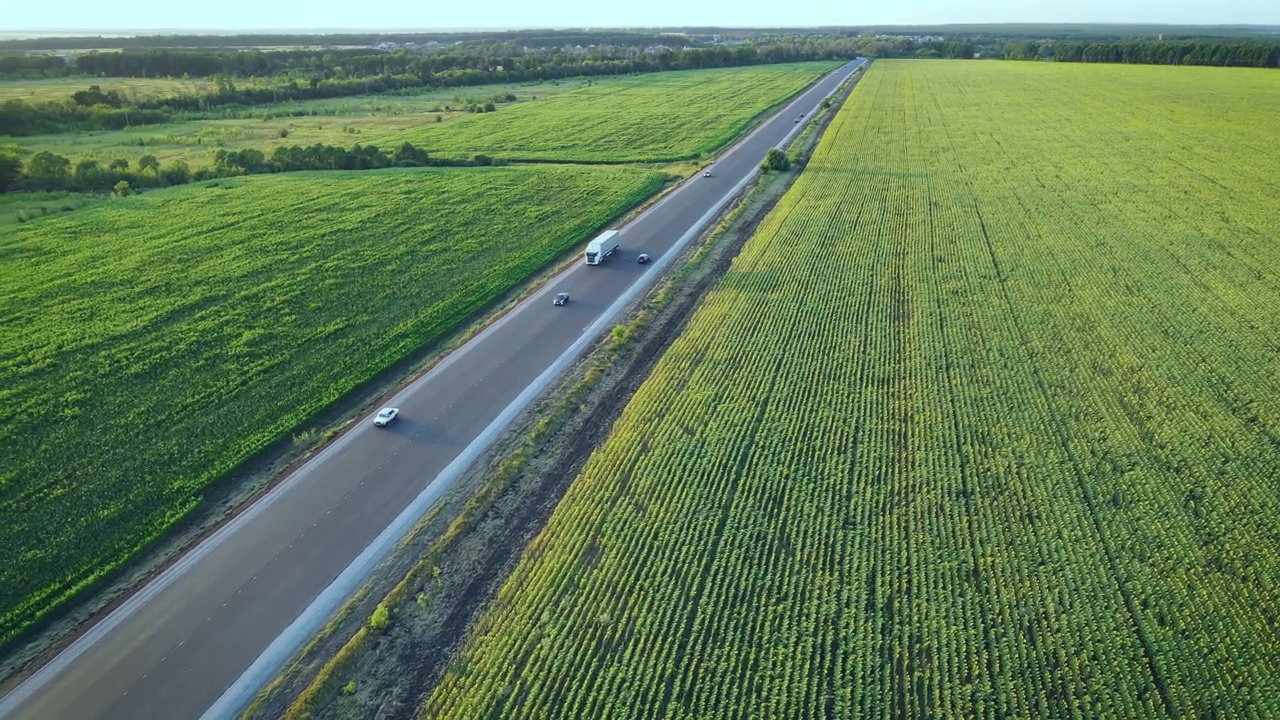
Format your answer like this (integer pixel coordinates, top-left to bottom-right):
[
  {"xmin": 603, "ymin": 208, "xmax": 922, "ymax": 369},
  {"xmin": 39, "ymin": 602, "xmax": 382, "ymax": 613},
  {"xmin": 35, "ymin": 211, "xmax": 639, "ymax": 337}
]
[
  {"xmin": 418, "ymin": 61, "xmax": 1280, "ymax": 718},
  {"xmin": 0, "ymin": 190, "xmax": 102, "ymax": 227},
  {"xmin": 0, "ymin": 165, "xmax": 663, "ymax": 648},
  {"xmin": 0, "ymin": 76, "xmax": 251, "ymax": 104},
  {"xmin": 383, "ymin": 62, "xmax": 839, "ymax": 162},
  {"xmin": 1, "ymin": 63, "xmax": 832, "ymax": 179},
  {"xmin": 3, "ymin": 79, "xmax": 578, "ymax": 171}
]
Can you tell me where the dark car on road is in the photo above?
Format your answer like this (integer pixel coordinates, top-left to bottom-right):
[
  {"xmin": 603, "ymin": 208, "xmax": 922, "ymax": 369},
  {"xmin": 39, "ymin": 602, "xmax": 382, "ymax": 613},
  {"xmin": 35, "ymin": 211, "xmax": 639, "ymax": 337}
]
[{"xmin": 554, "ymin": 292, "xmax": 570, "ymax": 306}]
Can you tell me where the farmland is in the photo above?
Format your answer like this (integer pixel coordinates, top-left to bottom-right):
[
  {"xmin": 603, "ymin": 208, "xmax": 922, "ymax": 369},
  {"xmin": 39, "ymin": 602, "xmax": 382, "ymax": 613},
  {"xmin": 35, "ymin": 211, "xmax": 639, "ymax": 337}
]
[
  {"xmin": 419, "ymin": 60, "xmax": 1280, "ymax": 718},
  {"xmin": 382, "ymin": 62, "xmax": 838, "ymax": 162},
  {"xmin": 0, "ymin": 165, "xmax": 663, "ymax": 647},
  {"xmin": 2, "ymin": 63, "xmax": 834, "ymax": 175},
  {"xmin": 3, "ymin": 78, "xmax": 580, "ymax": 172},
  {"xmin": 0, "ymin": 76, "xmax": 264, "ymax": 104}
]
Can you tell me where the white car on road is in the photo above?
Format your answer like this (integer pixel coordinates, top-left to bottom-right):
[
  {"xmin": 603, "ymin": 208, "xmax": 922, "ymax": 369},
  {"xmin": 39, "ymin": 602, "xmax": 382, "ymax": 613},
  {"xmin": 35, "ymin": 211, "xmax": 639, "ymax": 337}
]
[{"xmin": 373, "ymin": 407, "xmax": 400, "ymax": 427}]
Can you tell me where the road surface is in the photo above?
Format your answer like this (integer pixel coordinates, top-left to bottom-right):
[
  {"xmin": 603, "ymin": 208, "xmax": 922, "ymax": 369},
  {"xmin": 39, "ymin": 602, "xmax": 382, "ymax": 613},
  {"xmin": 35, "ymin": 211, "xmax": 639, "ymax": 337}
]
[{"xmin": 0, "ymin": 58, "xmax": 867, "ymax": 720}]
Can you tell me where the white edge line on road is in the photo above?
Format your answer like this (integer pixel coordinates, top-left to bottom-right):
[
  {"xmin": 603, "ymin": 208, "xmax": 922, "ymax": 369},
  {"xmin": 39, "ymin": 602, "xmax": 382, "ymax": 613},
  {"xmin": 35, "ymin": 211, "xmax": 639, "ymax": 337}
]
[
  {"xmin": 0, "ymin": 59, "xmax": 863, "ymax": 720},
  {"xmin": 202, "ymin": 58, "xmax": 865, "ymax": 720}
]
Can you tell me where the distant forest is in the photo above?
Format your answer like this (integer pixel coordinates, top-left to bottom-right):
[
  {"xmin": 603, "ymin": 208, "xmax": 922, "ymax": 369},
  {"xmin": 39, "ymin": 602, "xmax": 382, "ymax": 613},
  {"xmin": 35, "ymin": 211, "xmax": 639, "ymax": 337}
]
[
  {"xmin": 1003, "ymin": 40, "xmax": 1280, "ymax": 66},
  {"xmin": 1, "ymin": 26, "xmax": 1278, "ymax": 138},
  {"xmin": 2, "ymin": 23, "xmax": 1278, "ymax": 52}
]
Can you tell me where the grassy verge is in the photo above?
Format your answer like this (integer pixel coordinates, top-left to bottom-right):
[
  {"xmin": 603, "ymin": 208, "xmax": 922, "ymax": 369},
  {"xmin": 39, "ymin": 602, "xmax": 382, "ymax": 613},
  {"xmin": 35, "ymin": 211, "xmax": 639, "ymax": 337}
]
[{"xmin": 247, "ymin": 69, "xmax": 862, "ymax": 720}]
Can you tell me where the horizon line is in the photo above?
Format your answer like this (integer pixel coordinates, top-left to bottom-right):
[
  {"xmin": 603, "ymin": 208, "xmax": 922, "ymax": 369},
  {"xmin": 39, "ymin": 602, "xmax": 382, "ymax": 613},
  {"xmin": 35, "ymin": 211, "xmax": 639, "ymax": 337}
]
[{"xmin": 5, "ymin": 21, "xmax": 1280, "ymax": 38}]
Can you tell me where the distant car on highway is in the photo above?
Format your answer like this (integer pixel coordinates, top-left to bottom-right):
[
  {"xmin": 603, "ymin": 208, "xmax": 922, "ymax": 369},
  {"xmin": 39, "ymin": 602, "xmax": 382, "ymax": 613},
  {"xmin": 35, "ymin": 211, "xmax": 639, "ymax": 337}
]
[
  {"xmin": 637, "ymin": 253, "xmax": 650, "ymax": 264},
  {"xmin": 554, "ymin": 292, "xmax": 570, "ymax": 306},
  {"xmin": 703, "ymin": 170, "xmax": 712, "ymax": 178},
  {"xmin": 373, "ymin": 407, "xmax": 399, "ymax": 427}
]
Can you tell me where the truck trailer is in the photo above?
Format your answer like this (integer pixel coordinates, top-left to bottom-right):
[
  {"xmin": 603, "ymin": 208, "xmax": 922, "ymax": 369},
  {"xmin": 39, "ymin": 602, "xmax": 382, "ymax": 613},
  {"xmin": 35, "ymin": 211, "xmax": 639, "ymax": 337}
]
[{"xmin": 585, "ymin": 230, "xmax": 621, "ymax": 265}]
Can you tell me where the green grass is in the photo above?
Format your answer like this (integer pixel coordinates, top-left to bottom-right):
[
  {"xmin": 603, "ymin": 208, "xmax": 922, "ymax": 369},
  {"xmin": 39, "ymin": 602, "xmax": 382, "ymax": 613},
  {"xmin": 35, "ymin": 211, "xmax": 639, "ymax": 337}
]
[
  {"xmin": 382, "ymin": 62, "xmax": 840, "ymax": 162},
  {"xmin": 0, "ymin": 76, "xmax": 247, "ymax": 104},
  {"xmin": 418, "ymin": 61, "xmax": 1280, "ymax": 718},
  {"xmin": 2, "ymin": 79, "xmax": 578, "ymax": 171},
  {"xmin": 0, "ymin": 165, "xmax": 664, "ymax": 649},
  {"xmin": 0, "ymin": 191, "xmax": 102, "ymax": 229},
  {"xmin": 0, "ymin": 63, "xmax": 831, "ymax": 176},
  {"xmin": 12, "ymin": 111, "xmax": 449, "ymax": 169}
]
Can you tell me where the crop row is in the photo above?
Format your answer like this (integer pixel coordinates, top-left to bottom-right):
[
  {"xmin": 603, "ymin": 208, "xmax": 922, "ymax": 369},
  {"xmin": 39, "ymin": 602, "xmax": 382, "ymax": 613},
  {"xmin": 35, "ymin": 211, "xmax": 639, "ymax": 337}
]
[
  {"xmin": 0, "ymin": 165, "xmax": 663, "ymax": 647},
  {"xmin": 418, "ymin": 60, "xmax": 1280, "ymax": 718}
]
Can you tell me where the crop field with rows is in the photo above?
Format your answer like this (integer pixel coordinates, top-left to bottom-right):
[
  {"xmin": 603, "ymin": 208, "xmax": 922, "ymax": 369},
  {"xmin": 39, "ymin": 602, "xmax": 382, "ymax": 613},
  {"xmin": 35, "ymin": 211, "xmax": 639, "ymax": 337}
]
[
  {"xmin": 0, "ymin": 165, "xmax": 662, "ymax": 647},
  {"xmin": 420, "ymin": 60, "xmax": 1280, "ymax": 718},
  {"xmin": 383, "ymin": 62, "xmax": 838, "ymax": 163}
]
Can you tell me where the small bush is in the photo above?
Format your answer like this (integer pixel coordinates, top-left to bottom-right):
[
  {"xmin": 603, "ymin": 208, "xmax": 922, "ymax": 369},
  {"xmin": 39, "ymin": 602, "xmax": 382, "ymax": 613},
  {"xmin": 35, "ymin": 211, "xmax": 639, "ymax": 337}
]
[
  {"xmin": 369, "ymin": 603, "xmax": 390, "ymax": 632},
  {"xmin": 762, "ymin": 148, "xmax": 791, "ymax": 172}
]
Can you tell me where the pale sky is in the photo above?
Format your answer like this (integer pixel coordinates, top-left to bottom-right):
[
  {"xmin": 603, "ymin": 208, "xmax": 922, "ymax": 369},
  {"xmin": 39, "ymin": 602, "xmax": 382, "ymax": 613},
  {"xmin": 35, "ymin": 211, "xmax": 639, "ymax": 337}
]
[{"xmin": 3, "ymin": 0, "xmax": 1278, "ymax": 33}]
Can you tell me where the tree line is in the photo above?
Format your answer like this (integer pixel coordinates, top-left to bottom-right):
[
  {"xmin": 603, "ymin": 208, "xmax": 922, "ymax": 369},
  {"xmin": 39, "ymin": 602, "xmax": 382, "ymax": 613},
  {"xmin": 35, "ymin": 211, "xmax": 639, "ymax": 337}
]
[
  {"xmin": 0, "ymin": 141, "xmax": 497, "ymax": 197},
  {"xmin": 0, "ymin": 29, "xmax": 699, "ymax": 54},
  {"xmin": 1002, "ymin": 40, "xmax": 1280, "ymax": 67},
  {"xmin": 4, "ymin": 40, "xmax": 842, "ymax": 81}
]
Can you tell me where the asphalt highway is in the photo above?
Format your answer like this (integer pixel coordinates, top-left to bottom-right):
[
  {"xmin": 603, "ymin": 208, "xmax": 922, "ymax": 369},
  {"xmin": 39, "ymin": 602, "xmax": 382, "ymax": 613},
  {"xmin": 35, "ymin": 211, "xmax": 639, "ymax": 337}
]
[{"xmin": 0, "ymin": 58, "xmax": 866, "ymax": 720}]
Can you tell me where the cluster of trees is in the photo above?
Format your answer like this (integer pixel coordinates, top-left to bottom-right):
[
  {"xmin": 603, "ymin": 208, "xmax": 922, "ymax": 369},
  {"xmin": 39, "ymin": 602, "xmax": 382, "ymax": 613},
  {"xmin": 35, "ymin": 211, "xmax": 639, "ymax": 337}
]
[
  {"xmin": 1003, "ymin": 40, "xmax": 1280, "ymax": 67},
  {"xmin": 0, "ymin": 142, "xmax": 495, "ymax": 196},
  {"xmin": 7, "ymin": 39, "xmax": 857, "ymax": 82},
  {"xmin": 0, "ymin": 151, "xmax": 190, "ymax": 195},
  {"xmin": 0, "ymin": 100, "xmax": 171, "ymax": 136},
  {"xmin": 214, "ymin": 141, "xmax": 497, "ymax": 173},
  {"xmin": 759, "ymin": 148, "xmax": 792, "ymax": 173},
  {"xmin": 0, "ymin": 55, "xmax": 68, "ymax": 75}
]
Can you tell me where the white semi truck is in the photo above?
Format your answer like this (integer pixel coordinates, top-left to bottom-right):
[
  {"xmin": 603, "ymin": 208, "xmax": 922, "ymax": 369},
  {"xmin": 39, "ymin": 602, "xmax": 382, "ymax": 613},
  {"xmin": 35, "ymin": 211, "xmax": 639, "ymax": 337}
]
[{"xmin": 584, "ymin": 230, "xmax": 621, "ymax": 265}]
